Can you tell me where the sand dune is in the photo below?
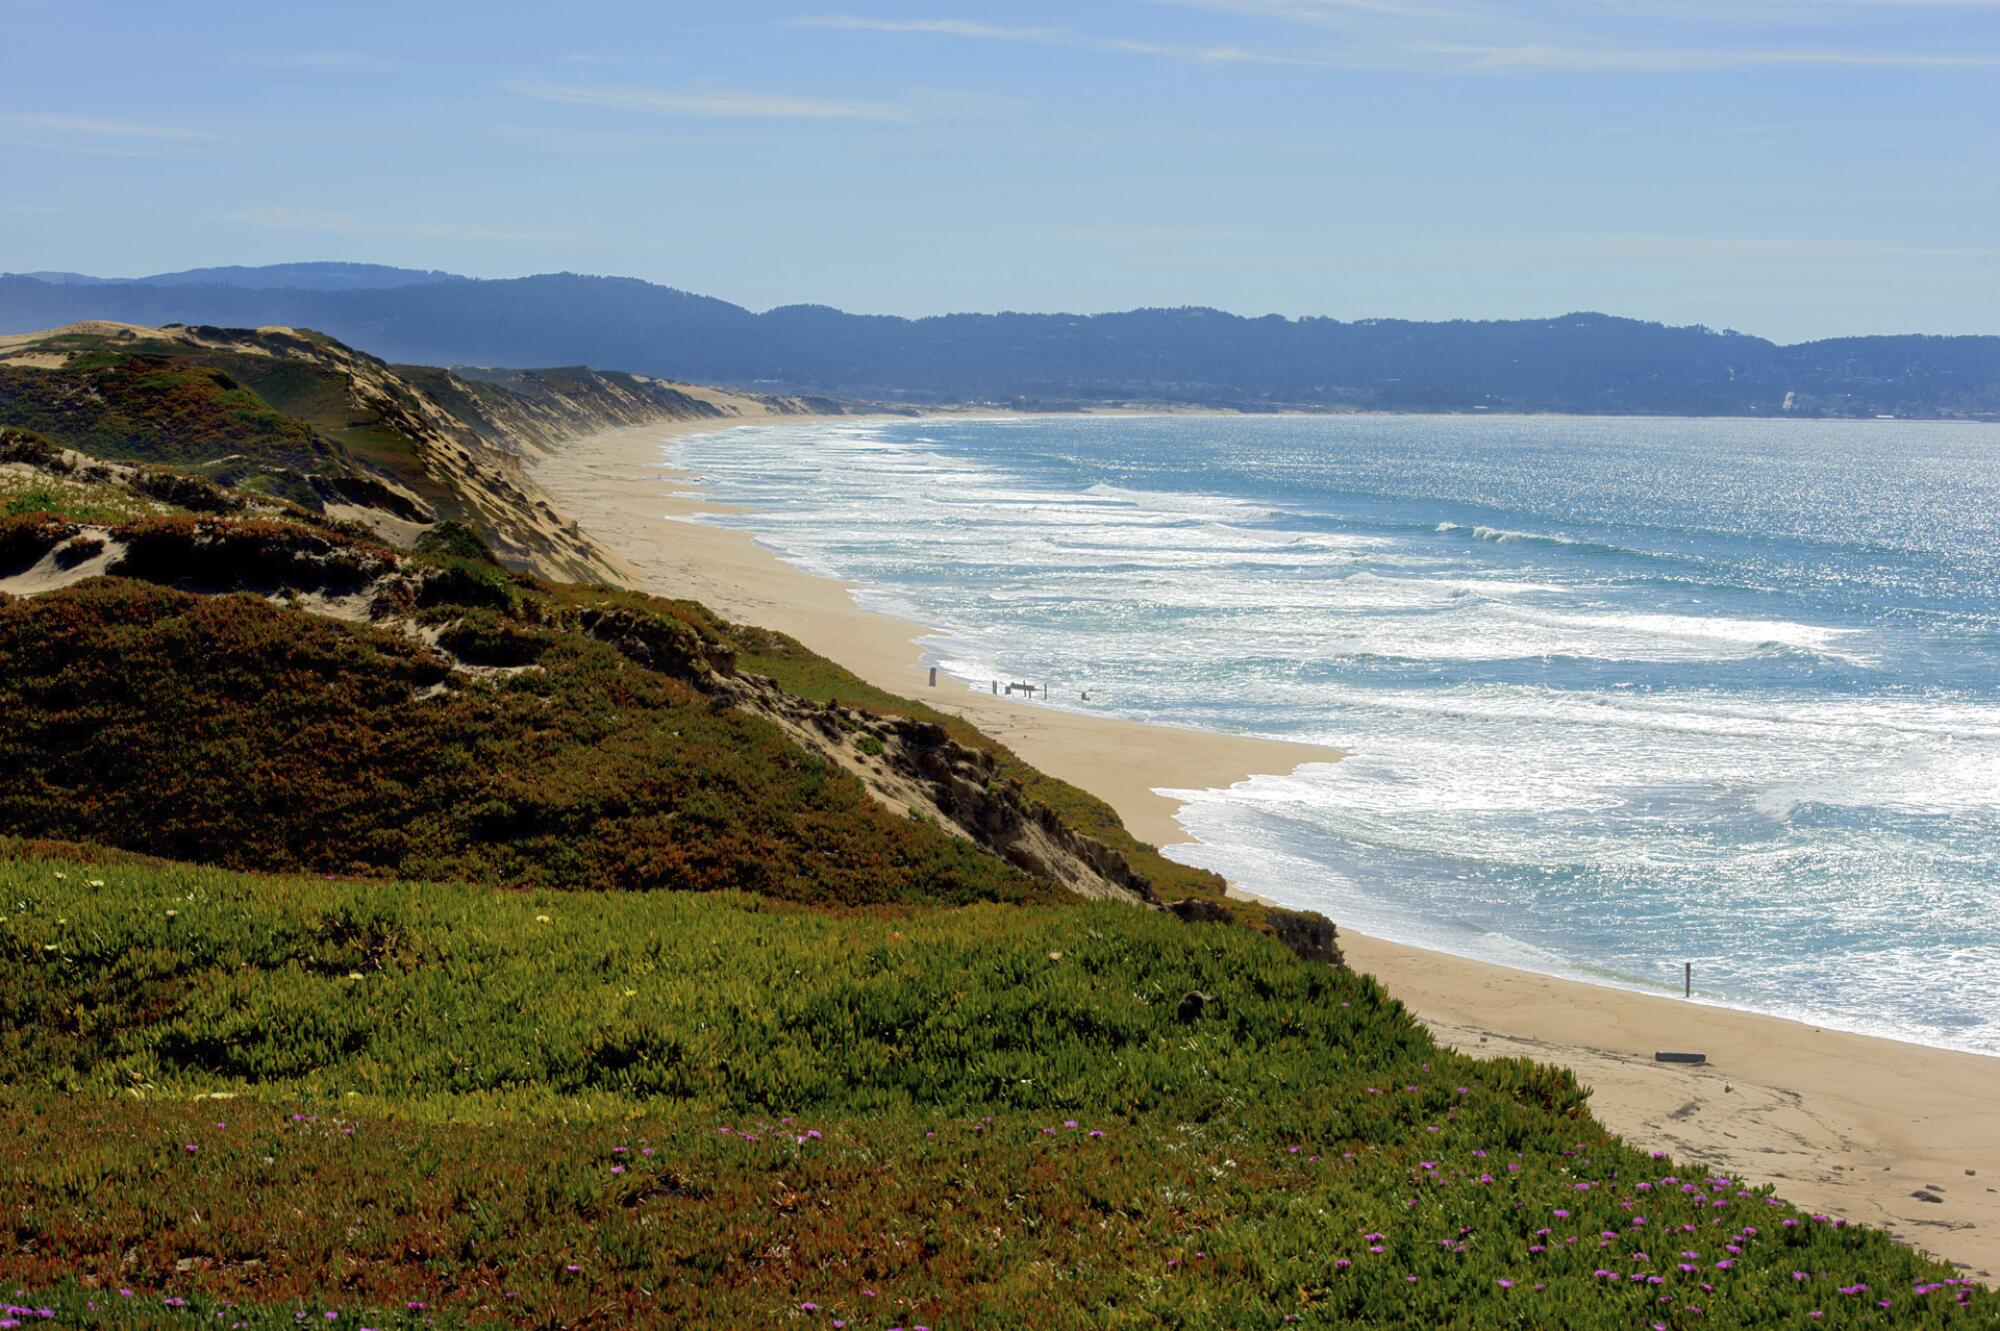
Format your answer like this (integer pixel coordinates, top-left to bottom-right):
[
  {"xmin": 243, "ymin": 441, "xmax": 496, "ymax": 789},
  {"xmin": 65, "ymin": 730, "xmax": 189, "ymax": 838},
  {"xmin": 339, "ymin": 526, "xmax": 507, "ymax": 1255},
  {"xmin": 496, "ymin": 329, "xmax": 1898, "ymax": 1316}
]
[{"xmin": 532, "ymin": 418, "xmax": 2000, "ymax": 1283}]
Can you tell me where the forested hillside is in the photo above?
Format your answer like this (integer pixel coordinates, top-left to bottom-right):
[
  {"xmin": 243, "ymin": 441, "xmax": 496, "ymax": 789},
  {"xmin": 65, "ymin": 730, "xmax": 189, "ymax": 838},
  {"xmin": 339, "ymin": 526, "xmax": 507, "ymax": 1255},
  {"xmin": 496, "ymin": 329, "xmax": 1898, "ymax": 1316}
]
[{"xmin": 5, "ymin": 268, "xmax": 1994, "ymax": 417}]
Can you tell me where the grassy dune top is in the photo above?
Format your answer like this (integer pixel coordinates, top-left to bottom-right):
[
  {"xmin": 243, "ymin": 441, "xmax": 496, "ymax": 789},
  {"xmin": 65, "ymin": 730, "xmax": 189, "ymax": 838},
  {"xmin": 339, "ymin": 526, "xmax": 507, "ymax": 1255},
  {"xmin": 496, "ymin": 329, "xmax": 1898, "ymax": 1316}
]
[
  {"xmin": 0, "ymin": 563, "xmax": 1045, "ymax": 908},
  {"xmin": 2, "ymin": 848, "xmax": 1988, "ymax": 1328}
]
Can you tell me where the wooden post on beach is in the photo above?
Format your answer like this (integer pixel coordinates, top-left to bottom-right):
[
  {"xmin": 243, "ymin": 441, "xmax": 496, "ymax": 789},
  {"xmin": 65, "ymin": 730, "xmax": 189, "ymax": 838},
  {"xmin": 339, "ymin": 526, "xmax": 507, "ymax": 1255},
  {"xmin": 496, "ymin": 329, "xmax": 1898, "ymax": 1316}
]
[
  {"xmin": 1684, "ymin": 962, "xmax": 1692, "ymax": 998},
  {"xmin": 929, "ymin": 667, "xmax": 937, "ymax": 687}
]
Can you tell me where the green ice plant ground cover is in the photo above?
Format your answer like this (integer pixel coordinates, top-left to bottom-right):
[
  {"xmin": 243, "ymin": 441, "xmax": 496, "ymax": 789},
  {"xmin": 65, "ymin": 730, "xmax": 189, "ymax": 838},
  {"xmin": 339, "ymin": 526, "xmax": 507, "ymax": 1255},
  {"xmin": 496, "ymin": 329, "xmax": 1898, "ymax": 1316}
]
[{"xmin": 1, "ymin": 848, "xmax": 1989, "ymax": 1328}]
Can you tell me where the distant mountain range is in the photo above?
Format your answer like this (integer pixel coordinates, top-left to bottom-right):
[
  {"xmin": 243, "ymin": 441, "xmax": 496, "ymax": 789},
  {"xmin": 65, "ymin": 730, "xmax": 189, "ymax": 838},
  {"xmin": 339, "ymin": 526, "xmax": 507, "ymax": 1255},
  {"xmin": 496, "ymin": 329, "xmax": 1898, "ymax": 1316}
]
[{"xmin": 3, "ymin": 264, "xmax": 1995, "ymax": 417}]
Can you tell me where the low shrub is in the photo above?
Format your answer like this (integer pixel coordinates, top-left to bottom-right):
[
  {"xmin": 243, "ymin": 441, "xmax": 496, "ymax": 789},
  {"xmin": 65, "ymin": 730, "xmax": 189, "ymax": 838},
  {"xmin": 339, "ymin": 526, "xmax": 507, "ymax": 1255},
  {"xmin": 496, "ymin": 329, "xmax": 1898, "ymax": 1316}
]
[
  {"xmin": 0, "ymin": 580, "xmax": 1046, "ymax": 906},
  {"xmin": 0, "ymin": 511, "xmax": 79, "ymax": 574}
]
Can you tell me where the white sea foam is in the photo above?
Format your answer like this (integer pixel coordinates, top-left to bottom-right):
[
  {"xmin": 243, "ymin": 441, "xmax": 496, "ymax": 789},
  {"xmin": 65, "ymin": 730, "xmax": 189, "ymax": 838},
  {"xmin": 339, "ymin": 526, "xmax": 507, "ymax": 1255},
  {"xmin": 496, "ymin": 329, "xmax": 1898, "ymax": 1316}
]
[{"xmin": 672, "ymin": 413, "xmax": 2000, "ymax": 1055}]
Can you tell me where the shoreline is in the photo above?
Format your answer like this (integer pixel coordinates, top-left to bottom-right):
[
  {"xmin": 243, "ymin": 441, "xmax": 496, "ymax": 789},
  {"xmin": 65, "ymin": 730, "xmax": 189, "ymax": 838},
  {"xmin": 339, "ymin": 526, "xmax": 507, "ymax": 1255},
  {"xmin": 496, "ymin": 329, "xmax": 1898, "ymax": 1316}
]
[{"xmin": 530, "ymin": 414, "xmax": 2000, "ymax": 1281}]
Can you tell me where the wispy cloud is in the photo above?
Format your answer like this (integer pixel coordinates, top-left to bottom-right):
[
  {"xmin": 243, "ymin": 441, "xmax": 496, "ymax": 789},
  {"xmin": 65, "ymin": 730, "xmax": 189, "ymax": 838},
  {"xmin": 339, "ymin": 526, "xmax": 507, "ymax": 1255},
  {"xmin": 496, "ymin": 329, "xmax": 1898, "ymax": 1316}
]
[
  {"xmin": 226, "ymin": 205, "xmax": 602, "ymax": 246},
  {"xmin": 1430, "ymin": 40, "xmax": 2000, "ymax": 68},
  {"xmin": 0, "ymin": 112, "xmax": 227, "ymax": 157},
  {"xmin": 791, "ymin": 14, "xmax": 1374, "ymax": 67},
  {"xmin": 1, "ymin": 112, "xmax": 215, "ymax": 142},
  {"xmin": 1168, "ymin": 43, "xmax": 1370, "ymax": 65},
  {"xmin": 506, "ymin": 80, "xmax": 928, "ymax": 122},
  {"xmin": 828, "ymin": 0, "xmax": 2000, "ymax": 72},
  {"xmin": 791, "ymin": 16, "xmax": 1068, "ymax": 40},
  {"xmin": 1621, "ymin": 0, "xmax": 2000, "ymax": 11},
  {"xmin": 1147, "ymin": 0, "xmax": 1474, "ymax": 22}
]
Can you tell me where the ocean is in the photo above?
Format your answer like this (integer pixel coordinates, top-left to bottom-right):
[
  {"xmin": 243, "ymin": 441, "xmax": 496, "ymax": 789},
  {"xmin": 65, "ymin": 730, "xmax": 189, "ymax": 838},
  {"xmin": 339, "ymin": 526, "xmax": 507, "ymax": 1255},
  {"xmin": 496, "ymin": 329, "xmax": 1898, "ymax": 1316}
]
[{"xmin": 668, "ymin": 413, "xmax": 2000, "ymax": 1055}]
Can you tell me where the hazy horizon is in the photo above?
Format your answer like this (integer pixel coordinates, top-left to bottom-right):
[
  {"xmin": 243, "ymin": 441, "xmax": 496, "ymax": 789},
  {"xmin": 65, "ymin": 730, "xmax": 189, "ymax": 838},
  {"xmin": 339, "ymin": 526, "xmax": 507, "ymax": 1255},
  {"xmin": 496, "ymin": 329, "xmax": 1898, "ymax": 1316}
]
[{"xmin": 3, "ymin": 1, "xmax": 1996, "ymax": 343}]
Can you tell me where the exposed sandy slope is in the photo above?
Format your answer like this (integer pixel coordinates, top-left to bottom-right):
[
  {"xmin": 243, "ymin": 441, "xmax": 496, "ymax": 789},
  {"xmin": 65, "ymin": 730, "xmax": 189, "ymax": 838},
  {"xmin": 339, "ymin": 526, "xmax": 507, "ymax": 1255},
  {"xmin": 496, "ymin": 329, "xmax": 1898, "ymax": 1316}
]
[{"xmin": 532, "ymin": 418, "xmax": 2000, "ymax": 1282}]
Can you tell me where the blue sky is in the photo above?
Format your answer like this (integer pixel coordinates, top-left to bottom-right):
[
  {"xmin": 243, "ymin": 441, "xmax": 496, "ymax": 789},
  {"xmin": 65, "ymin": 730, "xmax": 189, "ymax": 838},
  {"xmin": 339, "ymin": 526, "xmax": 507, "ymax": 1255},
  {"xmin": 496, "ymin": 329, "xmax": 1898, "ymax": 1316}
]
[{"xmin": 2, "ymin": 0, "xmax": 1996, "ymax": 340}]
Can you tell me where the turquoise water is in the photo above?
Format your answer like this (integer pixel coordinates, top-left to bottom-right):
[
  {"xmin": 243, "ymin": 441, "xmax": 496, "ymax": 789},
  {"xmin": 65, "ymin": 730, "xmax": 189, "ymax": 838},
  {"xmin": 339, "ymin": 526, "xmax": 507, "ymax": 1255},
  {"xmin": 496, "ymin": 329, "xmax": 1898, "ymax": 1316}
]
[{"xmin": 670, "ymin": 414, "xmax": 2000, "ymax": 1054}]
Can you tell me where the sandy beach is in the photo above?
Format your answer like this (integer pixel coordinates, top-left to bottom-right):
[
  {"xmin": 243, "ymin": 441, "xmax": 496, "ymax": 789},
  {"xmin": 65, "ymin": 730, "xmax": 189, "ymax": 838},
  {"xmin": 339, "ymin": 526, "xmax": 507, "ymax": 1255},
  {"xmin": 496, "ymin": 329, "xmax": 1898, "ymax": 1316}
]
[{"xmin": 532, "ymin": 416, "xmax": 2000, "ymax": 1281}]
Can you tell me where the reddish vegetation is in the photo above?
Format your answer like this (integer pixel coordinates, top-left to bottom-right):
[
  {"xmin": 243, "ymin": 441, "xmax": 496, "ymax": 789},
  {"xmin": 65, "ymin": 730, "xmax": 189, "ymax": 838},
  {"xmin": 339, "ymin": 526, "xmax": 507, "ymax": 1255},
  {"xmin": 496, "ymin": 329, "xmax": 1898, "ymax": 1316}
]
[{"xmin": 0, "ymin": 576, "xmax": 1046, "ymax": 905}]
